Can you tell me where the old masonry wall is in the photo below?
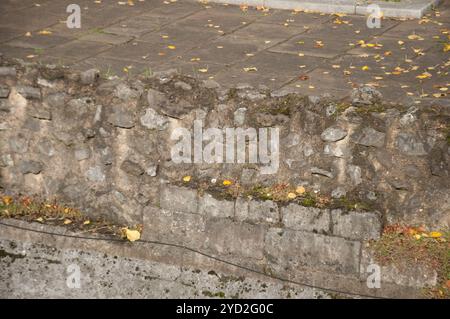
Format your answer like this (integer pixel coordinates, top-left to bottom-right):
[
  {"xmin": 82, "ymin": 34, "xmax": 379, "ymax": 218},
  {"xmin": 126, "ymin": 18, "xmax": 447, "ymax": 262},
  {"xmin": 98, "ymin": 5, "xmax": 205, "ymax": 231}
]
[{"xmin": 0, "ymin": 58, "xmax": 448, "ymax": 297}]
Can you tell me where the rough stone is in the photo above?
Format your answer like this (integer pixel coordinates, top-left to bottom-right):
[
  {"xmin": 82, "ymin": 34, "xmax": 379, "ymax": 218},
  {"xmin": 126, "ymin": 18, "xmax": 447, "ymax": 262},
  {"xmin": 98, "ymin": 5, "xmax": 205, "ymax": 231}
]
[
  {"xmin": 321, "ymin": 127, "xmax": 347, "ymax": 142},
  {"xmin": 120, "ymin": 160, "xmax": 144, "ymax": 176},
  {"xmin": 233, "ymin": 107, "xmax": 247, "ymax": 126},
  {"xmin": 16, "ymin": 86, "xmax": 41, "ymax": 100},
  {"xmin": 80, "ymin": 69, "xmax": 99, "ymax": 85},
  {"xmin": 331, "ymin": 209, "xmax": 382, "ymax": 240},
  {"xmin": 19, "ymin": 160, "xmax": 43, "ymax": 174},
  {"xmin": 311, "ymin": 167, "xmax": 334, "ymax": 178},
  {"xmin": 26, "ymin": 103, "xmax": 51, "ymax": 120},
  {"xmin": 74, "ymin": 147, "xmax": 91, "ymax": 161},
  {"xmin": 331, "ymin": 187, "xmax": 347, "ymax": 199},
  {"xmin": 140, "ymin": 108, "xmax": 169, "ymax": 130},
  {"xmin": 0, "ymin": 66, "xmax": 16, "ymax": 76},
  {"xmin": 347, "ymin": 165, "xmax": 362, "ymax": 185},
  {"xmin": 0, "ymin": 85, "xmax": 10, "ymax": 98},
  {"xmin": 352, "ymin": 127, "xmax": 386, "ymax": 148},
  {"xmin": 174, "ymin": 81, "xmax": 192, "ymax": 91},
  {"xmin": 351, "ymin": 86, "xmax": 382, "ymax": 105},
  {"xmin": 9, "ymin": 135, "xmax": 28, "ymax": 154},
  {"xmin": 85, "ymin": 166, "xmax": 105, "ymax": 183},
  {"xmin": 107, "ymin": 104, "xmax": 135, "ymax": 128},
  {"xmin": 281, "ymin": 204, "xmax": 330, "ymax": 233},
  {"xmin": 395, "ymin": 132, "xmax": 428, "ymax": 156}
]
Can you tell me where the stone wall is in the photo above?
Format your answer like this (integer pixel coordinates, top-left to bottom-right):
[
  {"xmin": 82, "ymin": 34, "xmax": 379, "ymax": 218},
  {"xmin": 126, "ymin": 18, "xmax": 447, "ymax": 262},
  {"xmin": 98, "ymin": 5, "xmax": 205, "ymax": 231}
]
[{"xmin": 0, "ymin": 58, "xmax": 448, "ymax": 296}]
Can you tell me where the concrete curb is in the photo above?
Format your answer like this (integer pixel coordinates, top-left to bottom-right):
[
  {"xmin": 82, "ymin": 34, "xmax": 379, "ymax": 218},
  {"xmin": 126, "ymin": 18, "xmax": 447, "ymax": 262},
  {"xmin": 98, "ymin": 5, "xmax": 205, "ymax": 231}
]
[{"xmin": 207, "ymin": 0, "xmax": 441, "ymax": 18}]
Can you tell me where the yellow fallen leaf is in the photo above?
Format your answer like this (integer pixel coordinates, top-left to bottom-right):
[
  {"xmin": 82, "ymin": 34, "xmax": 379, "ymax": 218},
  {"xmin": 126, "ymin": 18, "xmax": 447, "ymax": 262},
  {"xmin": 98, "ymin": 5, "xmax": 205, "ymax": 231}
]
[
  {"xmin": 444, "ymin": 43, "xmax": 450, "ymax": 52},
  {"xmin": 167, "ymin": 45, "xmax": 176, "ymax": 50},
  {"xmin": 83, "ymin": 220, "xmax": 91, "ymax": 225},
  {"xmin": 243, "ymin": 67, "xmax": 258, "ymax": 72},
  {"xmin": 287, "ymin": 192, "xmax": 297, "ymax": 199},
  {"xmin": 408, "ymin": 34, "xmax": 424, "ymax": 40},
  {"xmin": 36, "ymin": 217, "xmax": 44, "ymax": 223},
  {"xmin": 362, "ymin": 65, "xmax": 370, "ymax": 71},
  {"xmin": 223, "ymin": 180, "xmax": 232, "ymax": 186},
  {"xmin": 38, "ymin": 30, "xmax": 52, "ymax": 35},
  {"xmin": 198, "ymin": 68, "xmax": 208, "ymax": 73},
  {"xmin": 296, "ymin": 186, "xmax": 306, "ymax": 194},
  {"xmin": 429, "ymin": 231, "xmax": 442, "ymax": 238},
  {"xmin": 124, "ymin": 228, "xmax": 141, "ymax": 242},
  {"xmin": 398, "ymin": 40, "xmax": 404, "ymax": 45},
  {"xmin": 183, "ymin": 175, "xmax": 191, "ymax": 182},
  {"xmin": 413, "ymin": 234, "xmax": 422, "ymax": 240},
  {"xmin": 63, "ymin": 219, "xmax": 72, "ymax": 225},
  {"xmin": 25, "ymin": 32, "xmax": 32, "ymax": 37},
  {"xmin": 416, "ymin": 72, "xmax": 432, "ymax": 79},
  {"xmin": 2, "ymin": 196, "xmax": 13, "ymax": 205}
]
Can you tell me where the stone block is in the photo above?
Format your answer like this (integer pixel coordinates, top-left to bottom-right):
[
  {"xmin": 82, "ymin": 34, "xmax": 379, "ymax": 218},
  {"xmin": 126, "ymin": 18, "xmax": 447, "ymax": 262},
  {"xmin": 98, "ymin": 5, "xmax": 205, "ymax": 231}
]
[
  {"xmin": 265, "ymin": 228, "xmax": 361, "ymax": 274},
  {"xmin": 331, "ymin": 209, "xmax": 382, "ymax": 240},
  {"xmin": 199, "ymin": 193, "xmax": 234, "ymax": 219},
  {"xmin": 247, "ymin": 200, "xmax": 279, "ymax": 224},
  {"xmin": 281, "ymin": 203, "xmax": 330, "ymax": 233},
  {"xmin": 160, "ymin": 185, "xmax": 198, "ymax": 214}
]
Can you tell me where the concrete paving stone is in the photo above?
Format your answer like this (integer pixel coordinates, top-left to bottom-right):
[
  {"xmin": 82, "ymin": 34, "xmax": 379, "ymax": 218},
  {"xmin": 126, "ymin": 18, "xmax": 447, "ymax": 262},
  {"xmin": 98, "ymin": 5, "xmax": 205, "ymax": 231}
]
[
  {"xmin": 0, "ymin": 27, "xmax": 27, "ymax": 44},
  {"xmin": 175, "ymin": 6, "xmax": 260, "ymax": 34},
  {"xmin": 138, "ymin": 1, "xmax": 205, "ymax": 21},
  {"xmin": 381, "ymin": 19, "xmax": 450, "ymax": 39},
  {"xmin": 263, "ymin": 0, "xmax": 356, "ymax": 14},
  {"xmin": 230, "ymin": 50, "xmax": 325, "ymax": 78},
  {"xmin": 356, "ymin": 0, "xmax": 441, "ymax": 19},
  {"xmin": 347, "ymin": 35, "xmax": 439, "ymax": 58},
  {"xmin": 0, "ymin": 0, "xmax": 53, "ymax": 12},
  {"xmin": 78, "ymin": 32, "xmax": 133, "ymax": 45},
  {"xmin": 229, "ymin": 22, "xmax": 306, "ymax": 43},
  {"xmin": 212, "ymin": 69, "xmax": 292, "ymax": 90},
  {"xmin": 72, "ymin": 56, "xmax": 151, "ymax": 78},
  {"xmin": 5, "ymin": 34, "xmax": 74, "ymax": 50},
  {"xmin": 185, "ymin": 39, "xmax": 260, "ymax": 64},
  {"xmin": 257, "ymin": 8, "xmax": 333, "ymax": 27},
  {"xmin": 280, "ymin": 81, "xmax": 350, "ymax": 100},
  {"xmin": 139, "ymin": 23, "xmax": 222, "ymax": 52},
  {"xmin": 0, "ymin": 5, "xmax": 63, "ymax": 31},
  {"xmin": 0, "ymin": 45, "xmax": 48, "ymax": 62},
  {"xmin": 98, "ymin": 40, "xmax": 184, "ymax": 64},
  {"xmin": 46, "ymin": 40, "xmax": 112, "ymax": 61},
  {"xmin": 268, "ymin": 34, "xmax": 354, "ymax": 58},
  {"xmin": 102, "ymin": 17, "xmax": 162, "ymax": 38},
  {"xmin": 303, "ymin": 15, "xmax": 400, "ymax": 40},
  {"xmin": 154, "ymin": 59, "xmax": 226, "ymax": 81}
]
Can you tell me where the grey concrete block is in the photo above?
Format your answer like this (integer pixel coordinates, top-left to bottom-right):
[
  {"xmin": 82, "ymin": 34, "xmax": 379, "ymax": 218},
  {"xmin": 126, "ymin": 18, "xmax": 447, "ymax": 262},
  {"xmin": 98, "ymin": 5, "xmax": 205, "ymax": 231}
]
[
  {"xmin": 248, "ymin": 200, "xmax": 280, "ymax": 224},
  {"xmin": 199, "ymin": 193, "xmax": 234, "ymax": 219},
  {"xmin": 331, "ymin": 209, "xmax": 382, "ymax": 240},
  {"xmin": 142, "ymin": 206, "xmax": 205, "ymax": 246},
  {"xmin": 160, "ymin": 185, "xmax": 198, "ymax": 214},
  {"xmin": 282, "ymin": 203, "xmax": 330, "ymax": 233},
  {"xmin": 265, "ymin": 228, "xmax": 361, "ymax": 274},
  {"xmin": 204, "ymin": 219, "xmax": 266, "ymax": 260}
]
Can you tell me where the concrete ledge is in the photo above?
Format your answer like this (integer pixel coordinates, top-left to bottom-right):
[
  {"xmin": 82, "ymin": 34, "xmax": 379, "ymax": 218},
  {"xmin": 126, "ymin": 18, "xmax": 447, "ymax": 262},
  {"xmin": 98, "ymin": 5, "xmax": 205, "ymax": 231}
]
[{"xmin": 207, "ymin": 0, "xmax": 441, "ymax": 18}]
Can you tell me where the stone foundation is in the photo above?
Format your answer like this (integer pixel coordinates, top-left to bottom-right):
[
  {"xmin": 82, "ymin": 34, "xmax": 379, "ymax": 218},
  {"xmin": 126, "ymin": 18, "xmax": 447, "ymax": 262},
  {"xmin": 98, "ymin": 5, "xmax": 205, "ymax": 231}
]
[{"xmin": 0, "ymin": 58, "xmax": 448, "ymax": 297}]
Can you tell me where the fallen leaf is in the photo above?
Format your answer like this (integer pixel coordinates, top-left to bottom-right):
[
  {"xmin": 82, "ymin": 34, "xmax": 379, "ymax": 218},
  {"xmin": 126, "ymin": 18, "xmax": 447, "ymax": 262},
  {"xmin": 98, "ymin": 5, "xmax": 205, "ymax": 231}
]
[
  {"xmin": 167, "ymin": 45, "xmax": 176, "ymax": 50},
  {"xmin": 38, "ymin": 30, "xmax": 52, "ymax": 35},
  {"xmin": 416, "ymin": 72, "xmax": 432, "ymax": 79},
  {"xmin": 182, "ymin": 175, "xmax": 191, "ymax": 182},
  {"xmin": 223, "ymin": 180, "xmax": 232, "ymax": 186},
  {"xmin": 2, "ymin": 196, "xmax": 13, "ymax": 205},
  {"xmin": 429, "ymin": 231, "xmax": 442, "ymax": 238},
  {"xmin": 362, "ymin": 65, "xmax": 370, "ymax": 71},
  {"xmin": 83, "ymin": 220, "xmax": 91, "ymax": 225},
  {"xmin": 63, "ymin": 219, "xmax": 72, "ymax": 225},
  {"xmin": 36, "ymin": 217, "xmax": 44, "ymax": 223},
  {"xmin": 298, "ymin": 74, "xmax": 309, "ymax": 81},
  {"xmin": 296, "ymin": 186, "xmax": 306, "ymax": 194},
  {"xmin": 124, "ymin": 228, "xmax": 141, "ymax": 242},
  {"xmin": 287, "ymin": 192, "xmax": 297, "ymax": 199},
  {"xmin": 243, "ymin": 67, "xmax": 257, "ymax": 72}
]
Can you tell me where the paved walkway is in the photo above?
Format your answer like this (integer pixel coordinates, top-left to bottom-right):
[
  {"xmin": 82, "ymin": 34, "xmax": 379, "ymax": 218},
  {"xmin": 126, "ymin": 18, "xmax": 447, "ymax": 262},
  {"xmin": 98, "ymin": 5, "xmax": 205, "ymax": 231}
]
[{"xmin": 0, "ymin": 0, "xmax": 449, "ymax": 104}]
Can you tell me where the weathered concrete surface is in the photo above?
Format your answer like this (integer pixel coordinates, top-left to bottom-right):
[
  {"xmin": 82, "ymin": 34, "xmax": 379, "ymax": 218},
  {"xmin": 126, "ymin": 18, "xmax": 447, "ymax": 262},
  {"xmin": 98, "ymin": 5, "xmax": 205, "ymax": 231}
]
[
  {"xmin": 0, "ymin": 219, "xmax": 425, "ymax": 298},
  {"xmin": 0, "ymin": 238, "xmax": 329, "ymax": 299}
]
